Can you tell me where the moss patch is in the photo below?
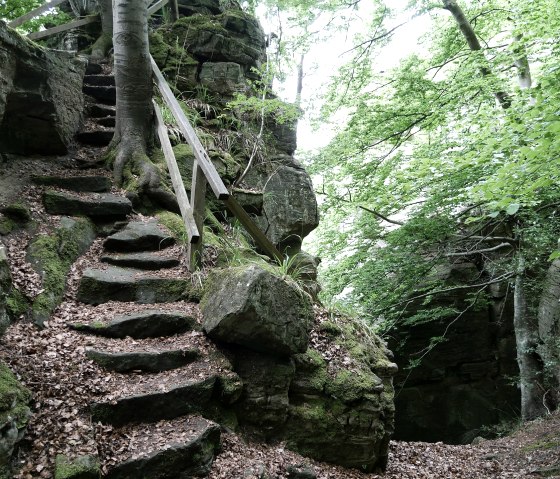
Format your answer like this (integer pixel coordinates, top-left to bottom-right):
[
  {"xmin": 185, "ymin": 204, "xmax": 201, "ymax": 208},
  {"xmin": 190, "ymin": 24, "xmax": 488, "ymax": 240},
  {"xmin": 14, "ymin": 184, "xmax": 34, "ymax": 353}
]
[
  {"xmin": 27, "ymin": 217, "xmax": 95, "ymax": 326},
  {"xmin": 54, "ymin": 454, "xmax": 100, "ymax": 479},
  {"xmin": 0, "ymin": 361, "xmax": 31, "ymax": 428}
]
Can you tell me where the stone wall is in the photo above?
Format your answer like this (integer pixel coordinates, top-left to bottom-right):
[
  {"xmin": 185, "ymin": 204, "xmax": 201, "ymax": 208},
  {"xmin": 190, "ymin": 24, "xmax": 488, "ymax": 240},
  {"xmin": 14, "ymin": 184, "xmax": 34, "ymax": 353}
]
[{"xmin": 389, "ymin": 261, "xmax": 520, "ymax": 444}]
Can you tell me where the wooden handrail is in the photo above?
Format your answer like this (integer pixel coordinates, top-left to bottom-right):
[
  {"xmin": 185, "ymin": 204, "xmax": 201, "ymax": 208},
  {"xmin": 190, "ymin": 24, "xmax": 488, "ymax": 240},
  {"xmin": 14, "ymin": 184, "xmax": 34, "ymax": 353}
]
[
  {"xmin": 8, "ymin": 0, "xmax": 67, "ymax": 28},
  {"xmin": 150, "ymin": 55, "xmax": 230, "ymax": 201},
  {"xmin": 148, "ymin": 0, "xmax": 170, "ymax": 16},
  {"xmin": 27, "ymin": 15, "xmax": 98, "ymax": 40},
  {"xmin": 153, "ymin": 100, "xmax": 200, "ymax": 246}
]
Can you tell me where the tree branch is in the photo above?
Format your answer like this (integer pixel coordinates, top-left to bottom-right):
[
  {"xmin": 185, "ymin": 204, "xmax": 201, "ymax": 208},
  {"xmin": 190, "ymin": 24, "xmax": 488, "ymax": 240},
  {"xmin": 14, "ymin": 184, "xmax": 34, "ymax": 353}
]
[
  {"xmin": 446, "ymin": 242, "xmax": 513, "ymax": 257},
  {"xmin": 359, "ymin": 206, "xmax": 404, "ymax": 225}
]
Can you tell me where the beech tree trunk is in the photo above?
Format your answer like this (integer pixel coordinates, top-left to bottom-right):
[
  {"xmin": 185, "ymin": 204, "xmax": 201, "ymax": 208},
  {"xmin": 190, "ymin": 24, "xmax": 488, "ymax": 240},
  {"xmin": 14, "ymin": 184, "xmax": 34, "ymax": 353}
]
[
  {"xmin": 514, "ymin": 254, "xmax": 548, "ymax": 420},
  {"xmin": 109, "ymin": 0, "xmax": 178, "ymax": 211},
  {"xmin": 91, "ymin": 0, "xmax": 113, "ymax": 61},
  {"xmin": 442, "ymin": 0, "xmax": 511, "ymax": 109}
]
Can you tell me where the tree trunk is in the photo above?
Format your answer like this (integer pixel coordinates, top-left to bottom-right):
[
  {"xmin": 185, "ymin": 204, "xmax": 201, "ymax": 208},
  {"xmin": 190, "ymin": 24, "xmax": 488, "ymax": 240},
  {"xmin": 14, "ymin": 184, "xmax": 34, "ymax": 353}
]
[
  {"xmin": 295, "ymin": 53, "xmax": 304, "ymax": 108},
  {"xmin": 91, "ymin": 0, "xmax": 113, "ymax": 61},
  {"xmin": 169, "ymin": 0, "xmax": 179, "ymax": 23},
  {"xmin": 514, "ymin": 254, "xmax": 548, "ymax": 420},
  {"xmin": 109, "ymin": 0, "xmax": 178, "ymax": 211},
  {"xmin": 442, "ymin": 0, "xmax": 511, "ymax": 109},
  {"xmin": 537, "ymin": 257, "xmax": 560, "ymax": 394}
]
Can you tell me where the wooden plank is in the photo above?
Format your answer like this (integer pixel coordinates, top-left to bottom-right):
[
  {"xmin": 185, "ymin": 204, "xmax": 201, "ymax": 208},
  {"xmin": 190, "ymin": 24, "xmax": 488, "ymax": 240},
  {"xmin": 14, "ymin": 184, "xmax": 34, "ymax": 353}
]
[
  {"xmin": 189, "ymin": 161, "xmax": 207, "ymax": 271},
  {"xmin": 168, "ymin": 0, "xmax": 179, "ymax": 22},
  {"xmin": 153, "ymin": 101, "xmax": 200, "ymax": 245},
  {"xmin": 148, "ymin": 0, "xmax": 170, "ymax": 16},
  {"xmin": 223, "ymin": 196, "xmax": 283, "ymax": 262},
  {"xmin": 8, "ymin": 0, "xmax": 67, "ymax": 28},
  {"xmin": 150, "ymin": 55, "xmax": 230, "ymax": 201},
  {"xmin": 27, "ymin": 15, "xmax": 98, "ymax": 40}
]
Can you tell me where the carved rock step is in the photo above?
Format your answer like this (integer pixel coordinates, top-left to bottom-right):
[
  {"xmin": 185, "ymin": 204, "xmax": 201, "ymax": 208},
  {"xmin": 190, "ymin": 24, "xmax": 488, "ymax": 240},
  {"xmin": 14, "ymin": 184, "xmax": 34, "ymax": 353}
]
[
  {"xmin": 86, "ymin": 347, "xmax": 200, "ymax": 372},
  {"xmin": 91, "ymin": 376, "xmax": 217, "ymax": 426},
  {"xmin": 103, "ymin": 221, "xmax": 175, "ymax": 252},
  {"xmin": 101, "ymin": 252, "xmax": 180, "ymax": 270},
  {"xmin": 32, "ymin": 174, "xmax": 111, "ymax": 192},
  {"xmin": 84, "ymin": 74, "xmax": 115, "ymax": 87},
  {"xmin": 70, "ymin": 310, "xmax": 198, "ymax": 338},
  {"xmin": 77, "ymin": 266, "xmax": 191, "ymax": 305},
  {"xmin": 85, "ymin": 62, "xmax": 102, "ymax": 75},
  {"xmin": 43, "ymin": 190, "xmax": 132, "ymax": 218},
  {"xmin": 104, "ymin": 416, "xmax": 220, "ymax": 479},
  {"xmin": 95, "ymin": 116, "xmax": 116, "ymax": 128},
  {"xmin": 77, "ymin": 130, "xmax": 114, "ymax": 147},
  {"xmin": 83, "ymin": 85, "xmax": 116, "ymax": 105},
  {"xmin": 88, "ymin": 104, "xmax": 116, "ymax": 118}
]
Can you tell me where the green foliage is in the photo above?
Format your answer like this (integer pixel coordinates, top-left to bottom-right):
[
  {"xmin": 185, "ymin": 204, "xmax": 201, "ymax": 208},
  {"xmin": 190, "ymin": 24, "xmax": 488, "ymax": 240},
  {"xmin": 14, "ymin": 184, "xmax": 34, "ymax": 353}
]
[
  {"xmin": 1, "ymin": 0, "xmax": 72, "ymax": 33},
  {"xmin": 308, "ymin": 0, "xmax": 560, "ymax": 344}
]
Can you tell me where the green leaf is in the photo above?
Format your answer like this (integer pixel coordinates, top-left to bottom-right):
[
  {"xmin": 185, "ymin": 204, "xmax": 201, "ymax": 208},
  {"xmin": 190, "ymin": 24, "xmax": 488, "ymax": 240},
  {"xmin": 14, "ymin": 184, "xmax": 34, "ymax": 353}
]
[{"xmin": 505, "ymin": 203, "xmax": 521, "ymax": 215}]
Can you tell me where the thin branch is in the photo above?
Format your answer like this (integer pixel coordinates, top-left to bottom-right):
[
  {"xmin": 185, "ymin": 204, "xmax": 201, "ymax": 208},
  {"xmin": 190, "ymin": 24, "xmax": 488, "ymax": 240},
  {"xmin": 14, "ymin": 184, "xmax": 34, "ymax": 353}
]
[
  {"xmin": 446, "ymin": 242, "xmax": 513, "ymax": 257},
  {"xmin": 359, "ymin": 206, "xmax": 404, "ymax": 225}
]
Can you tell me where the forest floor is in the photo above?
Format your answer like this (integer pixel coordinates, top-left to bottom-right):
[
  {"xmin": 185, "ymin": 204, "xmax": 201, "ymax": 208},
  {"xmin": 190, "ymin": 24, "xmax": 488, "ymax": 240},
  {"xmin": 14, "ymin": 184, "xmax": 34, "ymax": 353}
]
[{"xmin": 1, "ymin": 155, "xmax": 559, "ymax": 478}]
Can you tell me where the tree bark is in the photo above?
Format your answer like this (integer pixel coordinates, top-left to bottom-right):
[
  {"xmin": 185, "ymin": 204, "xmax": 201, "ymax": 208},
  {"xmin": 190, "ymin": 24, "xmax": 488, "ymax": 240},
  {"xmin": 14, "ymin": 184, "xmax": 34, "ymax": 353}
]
[
  {"xmin": 442, "ymin": 0, "xmax": 511, "ymax": 109},
  {"xmin": 91, "ymin": 0, "xmax": 113, "ymax": 61},
  {"xmin": 514, "ymin": 254, "xmax": 548, "ymax": 420}
]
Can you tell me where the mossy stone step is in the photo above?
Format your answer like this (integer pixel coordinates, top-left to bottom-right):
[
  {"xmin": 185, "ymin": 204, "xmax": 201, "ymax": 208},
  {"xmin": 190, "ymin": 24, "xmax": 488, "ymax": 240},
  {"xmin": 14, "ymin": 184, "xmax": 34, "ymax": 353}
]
[
  {"xmin": 43, "ymin": 190, "xmax": 132, "ymax": 218},
  {"xmin": 83, "ymin": 85, "xmax": 116, "ymax": 105},
  {"xmin": 32, "ymin": 174, "xmax": 111, "ymax": 192},
  {"xmin": 86, "ymin": 347, "xmax": 200, "ymax": 372},
  {"xmin": 105, "ymin": 417, "xmax": 220, "ymax": 479},
  {"xmin": 101, "ymin": 252, "xmax": 180, "ymax": 270},
  {"xmin": 84, "ymin": 74, "xmax": 115, "ymax": 87},
  {"xmin": 77, "ymin": 267, "xmax": 191, "ymax": 304},
  {"xmin": 76, "ymin": 130, "xmax": 114, "ymax": 147},
  {"xmin": 103, "ymin": 221, "xmax": 175, "ymax": 252},
  {"xmin": 70, "ymin": 310, "xmax": 197, "ymax": 338},
  {"xmin": 95, "ymin": 116, "xmax": 115, "ymax": 128},
  {"xmin": 85, "ymin": 62, "xmax": 102, "ymax": 75},
  {"xmin": 90, "ymin": 376, "xmax": 217, "ymax": 426},
  {"xmin": 88, "ymin": 104, "xmax": 115, "ymax": 118}
]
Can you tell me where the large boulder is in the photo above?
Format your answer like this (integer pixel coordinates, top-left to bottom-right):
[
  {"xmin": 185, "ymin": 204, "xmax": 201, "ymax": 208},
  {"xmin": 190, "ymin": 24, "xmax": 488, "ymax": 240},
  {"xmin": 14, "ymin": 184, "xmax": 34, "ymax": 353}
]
[
  {"xmin": 201, "ymin": 265, "xmax": 313, "ymax": 356},
  {"xmin": 0, "ymin": 21, "xmax": 85, "ymax": 155},
  {"xmin": 262, "ymin": 165, "xmax": 319, "ymax": 251}
]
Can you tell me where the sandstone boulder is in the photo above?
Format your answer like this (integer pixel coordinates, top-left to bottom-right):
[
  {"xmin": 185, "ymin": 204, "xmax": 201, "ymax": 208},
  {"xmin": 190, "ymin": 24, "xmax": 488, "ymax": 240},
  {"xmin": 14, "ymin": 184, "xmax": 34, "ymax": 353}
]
[
  {"xmin": 202, "ymin": 265, "xmax": 313, "ymax": 356},
  {"xmin": 0, "ymin": 22, "xmax": 84, "ymax": 155}
]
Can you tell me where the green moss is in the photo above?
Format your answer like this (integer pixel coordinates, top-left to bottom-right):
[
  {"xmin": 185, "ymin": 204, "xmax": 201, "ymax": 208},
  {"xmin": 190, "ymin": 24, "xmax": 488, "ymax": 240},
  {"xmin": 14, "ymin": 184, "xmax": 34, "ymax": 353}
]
[
  {"xmin": 1, "ymin": 203, "xmax": 31, "ymax": 222},
  {"xmin": 290, "ymin": 402, "xmax": 329, "ymax": 423},
  {"xmin": 0, "ymin": 361, "xmax": 31, "ymax": 428},
  {"xmin": 6, "ymin": 288, "xmax": 28, "ymax": 318},
  {"xmin": 28, "ymin": 218, "xmax": 95, "ymax": 326},
  {"xmin": 0, "ymin": 217, "xmax": 16, "ymax": 235},
  {"xmin": 318, "ymin": 320, "xmax": 343, "ymax": 337},
  {"xmin": 55, "ymin": 454, "xmax": 100, "ymax": 479},
  {"xmin": 325, "ymin": 369, "xmax": 382, "ymax": 403},
  {"xmin": 157, "ymin": 211, "xmax": 187, "ymax": 243}
]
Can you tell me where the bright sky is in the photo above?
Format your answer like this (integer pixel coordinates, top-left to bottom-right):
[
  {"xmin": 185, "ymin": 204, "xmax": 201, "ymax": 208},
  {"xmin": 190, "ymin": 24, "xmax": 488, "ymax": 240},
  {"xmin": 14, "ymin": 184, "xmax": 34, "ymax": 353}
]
[{"xmin": 255, "ymin": 0, "xmax": 431, "ymax": 151}]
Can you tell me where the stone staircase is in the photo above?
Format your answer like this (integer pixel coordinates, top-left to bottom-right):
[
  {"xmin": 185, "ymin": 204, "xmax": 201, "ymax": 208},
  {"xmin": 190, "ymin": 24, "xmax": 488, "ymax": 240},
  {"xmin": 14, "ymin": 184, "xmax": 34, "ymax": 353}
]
[{"xmin": 33, "ymin": 63, "xmax": 238, "ymax": 478}]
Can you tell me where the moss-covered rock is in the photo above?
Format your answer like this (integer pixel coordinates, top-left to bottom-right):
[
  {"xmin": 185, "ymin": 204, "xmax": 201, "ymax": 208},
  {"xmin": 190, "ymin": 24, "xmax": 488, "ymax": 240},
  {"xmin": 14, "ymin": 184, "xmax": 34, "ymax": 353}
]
[
  {"xmin": 0, "ymin": 203, "xmax": 31, "ymax": 223},
  {"xmin": 27, "ymin": 217, "xmax": 96, "ymax": 326},
  {"xmin": 0, "ymin": 361, "xmax": 31, "ymax": 478},
  {"xmin": 55, "ymin": 454, "xmax": 100, "ymax": 479}
]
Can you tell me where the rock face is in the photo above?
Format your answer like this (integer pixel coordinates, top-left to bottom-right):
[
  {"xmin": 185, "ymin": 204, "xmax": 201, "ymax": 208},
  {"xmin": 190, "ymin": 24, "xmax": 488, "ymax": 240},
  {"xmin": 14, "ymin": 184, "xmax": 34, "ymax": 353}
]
[
  {"xmin": 0, "ymin": 21, "xmax": 85, "ymax": 155},
  {"xmin": 202, "ymin": 265, "xmax": 397, "ymax": 472},
  {"xmin": 0, "ymin": 242, "xmax": 12, "ymax": 336},
  {"xmin": 0, "ymin": 361, "xmax": 31, "ymax": 479},
  {"xmin": 389, "ymin": 261, "xmax": 519, "ymax": 444},
  {"xmin": 202, "ymin": 265, "xmax": 313, "ymax": 356}
]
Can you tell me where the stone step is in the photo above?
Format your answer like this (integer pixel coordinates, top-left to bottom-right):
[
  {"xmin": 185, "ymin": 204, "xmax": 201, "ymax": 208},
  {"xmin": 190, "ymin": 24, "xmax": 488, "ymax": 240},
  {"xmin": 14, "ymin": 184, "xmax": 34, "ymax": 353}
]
[
  {"xmin": 43, "ymin": 190, "xmax": 132, "ymax": 218},
  {"xmin": 84, "ymin": 74, "xmax": 115, "ymax": 86},
  {"xmin": 32, "ymin": 174, "xmax": 111, "ymax": 192},
  {"xmin": 70, "ymin": 309, "xmax": 198, "ymax": 339},
  {"xmin": 76, "ymin": 267, "xmax": 190, "ymax": 305},
  {"xmin": 88, "ymin": 104, "xmax": 116, "ymax": 118},
  {"xmin": 85, "ymin": 62, "xmax": 102, "ymax": 75},
  {"xmin": 103, "ymin": 221, "xmax": 175, "ymax": 252},
  {"xmin": 95, "ymin": 116, "xmax": 116, "ymax": 128},
  {"xmin": 86, "ymin": 347, "xmax": 200, "ymax": 372},
  {"xmin": 83, "ymin": 85, "xmax": 116, "ymax": 105},
  {"xmin": 101, "ymin": 252, "xmax": 180, "ymax": 270},
  {"xmin": 77, "ymin": 130, "xmax": 114, "ymax": 147},
  {"xmin": 103, "ymin": 416, "xmax": 220, "ymax": 479},
  {"xmin": 91, "ymin": 376, "xmax": 217, "ymax": 426}
]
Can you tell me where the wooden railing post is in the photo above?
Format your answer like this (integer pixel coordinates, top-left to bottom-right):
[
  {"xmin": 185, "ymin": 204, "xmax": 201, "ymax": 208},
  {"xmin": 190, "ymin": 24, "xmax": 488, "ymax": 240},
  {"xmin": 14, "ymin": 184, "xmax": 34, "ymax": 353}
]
[
  {"xmin": 189, "ymin": 161, "xmax": 207, "ymax": 271},
  {"xmin": 169, "ymin": 0, "xmax": 179, "ymax": 22}
]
